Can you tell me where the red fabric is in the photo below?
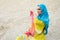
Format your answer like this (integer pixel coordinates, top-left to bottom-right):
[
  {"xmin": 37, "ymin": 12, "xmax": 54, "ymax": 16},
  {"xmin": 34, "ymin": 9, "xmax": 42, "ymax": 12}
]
[{"xmin": 25, "ymin": 23, "xmax": 35, "ymax": 36}]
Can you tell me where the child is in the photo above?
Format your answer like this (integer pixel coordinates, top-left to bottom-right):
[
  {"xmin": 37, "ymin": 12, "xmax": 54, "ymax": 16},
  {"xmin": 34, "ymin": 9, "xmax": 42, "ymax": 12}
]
[
  {"xmin": 30, "ymin": 4, "xmax": 49, "ymax": 40},
  {"xmin": 16, "ymin": 4, "xmax": 49, "ymax": 40}
]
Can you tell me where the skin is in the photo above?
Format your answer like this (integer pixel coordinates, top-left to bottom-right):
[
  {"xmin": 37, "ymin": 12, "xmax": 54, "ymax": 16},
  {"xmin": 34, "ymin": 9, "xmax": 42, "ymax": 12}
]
[{"xmin": 37, "ymin": 7, "xmax": 42, "ymax": 15}]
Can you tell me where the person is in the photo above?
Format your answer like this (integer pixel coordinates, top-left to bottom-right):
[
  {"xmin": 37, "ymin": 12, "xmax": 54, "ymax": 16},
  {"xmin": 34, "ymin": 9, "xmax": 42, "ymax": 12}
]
[
  {"xmin": 30, "ymin": 4, "xmax": 49, "ymax": 40},
  {"xmin": 16, "ymin": 4, "xmax": 49, "ymax": 40}
]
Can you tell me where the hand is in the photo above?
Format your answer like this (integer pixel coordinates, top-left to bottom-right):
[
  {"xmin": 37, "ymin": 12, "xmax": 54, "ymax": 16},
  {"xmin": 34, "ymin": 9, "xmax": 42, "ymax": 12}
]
[{"xmin": 30, "ymin": 11, "xmax": 34, "ymax": 16}]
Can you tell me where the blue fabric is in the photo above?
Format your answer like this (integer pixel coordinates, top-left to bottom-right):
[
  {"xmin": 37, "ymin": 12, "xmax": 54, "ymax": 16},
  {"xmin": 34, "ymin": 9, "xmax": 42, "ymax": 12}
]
[{"xmin": 37, "ymin": 4, "xmax": 49, "ymax": 35}]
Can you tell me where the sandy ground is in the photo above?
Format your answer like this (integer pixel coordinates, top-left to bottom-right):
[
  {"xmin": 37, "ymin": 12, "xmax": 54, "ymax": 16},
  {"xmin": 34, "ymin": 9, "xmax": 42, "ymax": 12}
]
[{"xmin": 0, "ymin": 0, "xmax": 60, "ymax": 40}]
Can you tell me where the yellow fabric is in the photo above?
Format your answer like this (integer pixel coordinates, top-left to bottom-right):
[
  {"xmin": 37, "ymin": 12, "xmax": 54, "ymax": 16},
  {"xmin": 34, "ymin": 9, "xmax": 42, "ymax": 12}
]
[
  {"xmin": 16, "ymin": 36, "xmax": 24, "ymax": 40},
  {"xmin": 31, "ymin": 18, "xmax": 45, "ymax": 40},
  {"xmin": 16, "ymin": 36, "xmax": 20, "ymax": 40},
  {"xmin": 16, "ymin": 18, "xmax": 46, "ymax": 40},
  {"xmin": 34, "ymin": 18, "xmax": 45, "ymax": 33}
]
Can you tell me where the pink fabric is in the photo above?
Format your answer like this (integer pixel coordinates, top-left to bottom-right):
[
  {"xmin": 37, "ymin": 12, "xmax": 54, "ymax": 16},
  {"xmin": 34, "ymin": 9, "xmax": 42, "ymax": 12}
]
[
  {"xmin": 30, "ymin": 11, "xmax": 34, "ymax": 23},
  {"xmin": 25, "ymin": 11, "xmax": 35, "ymax": 36}
]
